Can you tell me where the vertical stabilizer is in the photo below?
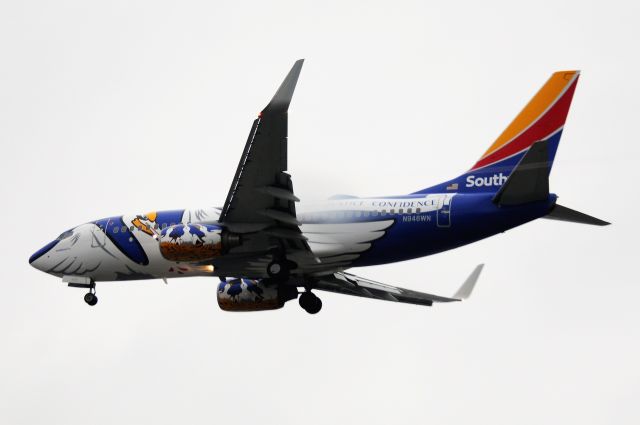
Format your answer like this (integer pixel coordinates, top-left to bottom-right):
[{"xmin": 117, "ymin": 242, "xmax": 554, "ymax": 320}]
[{"xmin": 414, "ymin": 71, "xmax": 580, "ymax": 194}]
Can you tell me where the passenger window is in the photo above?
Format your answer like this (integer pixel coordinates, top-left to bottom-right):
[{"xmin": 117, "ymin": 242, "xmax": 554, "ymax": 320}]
[
  {"xmin": 130, "ymin": 226, "xmax": 135, "ymax": 231},
  {"xmin": 416, "ymin": 208, "xmax": 421, "ymax": 214},
  {"xmin": 113, "ymin": 227, "xmax": 119, "ymax": 234},
  {"xmin": 355, "ymin": 211, "xmax": 362, "ymax": 218},
  {"xmin": 162, "ymin": 223, "xmax": 167, "ymax": 229},
  {"xmin": 381, "ymin": 210, "xmax": 387, "ymax": 216},
  {"xmin": 407, "ymin": 208, "xmax": 412, "ymax": 214}
]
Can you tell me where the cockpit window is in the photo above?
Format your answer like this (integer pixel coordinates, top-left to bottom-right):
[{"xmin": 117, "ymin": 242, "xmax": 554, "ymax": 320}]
[{"xmin": 56, "ymin": 229, "xmax": 74, "ymax": 241}]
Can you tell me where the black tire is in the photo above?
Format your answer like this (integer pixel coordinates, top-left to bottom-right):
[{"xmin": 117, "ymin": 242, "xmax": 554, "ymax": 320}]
[
  {"xmin": 299, "ymin": 292, "xmax": 322, "ymax": 314},
  {"xmin": 307, "ymin": 295, "xmax": 322, "ymax": 314},
  {"xmin": 298, "ymin": 291, "xmax": 311, "ymax": 309},
  {"xmin": 84, "ymin": 293, "xmax": 98, "ymax": 306}
]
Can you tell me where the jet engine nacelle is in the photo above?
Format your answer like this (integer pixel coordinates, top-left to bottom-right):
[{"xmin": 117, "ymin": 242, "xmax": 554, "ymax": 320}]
[
  {"xmin": 217, "ymin": 278, "xmax": 297, "ymax": 312},
  {"xmin": 159, "ymin": 223, "xmax": 224, "ymax": 262}
]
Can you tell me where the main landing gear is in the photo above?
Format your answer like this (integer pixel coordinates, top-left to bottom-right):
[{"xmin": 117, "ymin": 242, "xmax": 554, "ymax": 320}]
[
  {"xmin": 266, "ymin": 255, "xmax": 321, "ymax": 314},
  {"xmin": 267, "ymin": 259, "xmax": 291, "ymax": 281},
  {"xmin": 299, "ymin": 290, "xmax": 322, "ymax": 314}
]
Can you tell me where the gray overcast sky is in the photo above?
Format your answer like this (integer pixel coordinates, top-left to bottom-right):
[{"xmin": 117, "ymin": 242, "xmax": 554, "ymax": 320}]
[{"xmin": 1, "ymin": 1, "xmax": 638, "ymax": 424}]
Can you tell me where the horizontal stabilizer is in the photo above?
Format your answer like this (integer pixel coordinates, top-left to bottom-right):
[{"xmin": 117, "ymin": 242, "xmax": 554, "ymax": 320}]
[
  {"xmin": 544, "ymin": 204, "xmax": 610, "ymax": 226},
  {"xmin": 493, "ymin": 140, "xmax": 550, "ymax": 206}
]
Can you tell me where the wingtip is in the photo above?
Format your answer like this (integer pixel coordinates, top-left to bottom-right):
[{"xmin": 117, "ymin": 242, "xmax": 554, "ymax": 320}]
[
  {"xmin": 263, "ymin": 60, "xmax": 305, "ymax": 113},
  {"xmin": 453, "ymin": 264, "xmax": 484, "ymax": 300}
]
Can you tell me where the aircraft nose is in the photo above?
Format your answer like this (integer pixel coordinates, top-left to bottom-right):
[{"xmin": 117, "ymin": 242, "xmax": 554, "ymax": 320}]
[{"xmin": 29, "ymin": 240, "xmax": 59, "ymax": 269}]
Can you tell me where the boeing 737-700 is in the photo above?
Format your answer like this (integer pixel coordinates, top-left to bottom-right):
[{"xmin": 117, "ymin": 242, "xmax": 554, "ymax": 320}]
[{"xmin": 29, "ymin": 60, "xmax": 609, "ymax": 314}]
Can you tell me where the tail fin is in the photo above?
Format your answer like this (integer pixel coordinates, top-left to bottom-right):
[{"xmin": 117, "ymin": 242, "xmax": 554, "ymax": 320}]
[{"xmin": 415, "ymin": 71, "xmax": 580, "ymax": 194}]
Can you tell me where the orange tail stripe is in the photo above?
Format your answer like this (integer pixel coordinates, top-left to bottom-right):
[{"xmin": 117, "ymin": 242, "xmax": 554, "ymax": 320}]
[{"xmin": 480, "ymin": 71, "xmax": 578, "ymax": 160}]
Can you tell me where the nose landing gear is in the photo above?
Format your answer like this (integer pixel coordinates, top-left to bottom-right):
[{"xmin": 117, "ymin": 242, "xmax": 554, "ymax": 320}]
[
  {"xmin": 65, "ymin": 277, "xmax": 98, "ymax": 307},
  {"xmin": 84, "ymin": 283, "xmax": 98, "ymax": 306}
]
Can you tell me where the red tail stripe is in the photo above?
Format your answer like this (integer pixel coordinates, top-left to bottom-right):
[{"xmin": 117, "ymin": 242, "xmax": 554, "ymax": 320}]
[{"xmin": 471, "ymin": 79, "xmax": 578, "ymax": 171}]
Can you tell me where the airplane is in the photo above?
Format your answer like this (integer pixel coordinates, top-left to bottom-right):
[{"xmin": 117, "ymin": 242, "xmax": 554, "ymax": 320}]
[{"xmin": 29, "ymin": 60, "xmax": 609, "ymax": 314}]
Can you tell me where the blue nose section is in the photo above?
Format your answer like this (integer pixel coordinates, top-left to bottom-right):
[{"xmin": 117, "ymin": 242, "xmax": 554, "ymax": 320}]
[{"xmin": 29, "ymin": 240, "xmax": 59, "ymax": 265}]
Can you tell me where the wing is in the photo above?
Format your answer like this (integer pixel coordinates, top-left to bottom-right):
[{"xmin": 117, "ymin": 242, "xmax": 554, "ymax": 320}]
[
  {"xmin": 312, "ymin": 264, "xmax": 484, "ymax": 307},
  {"xmin": 220, "ymin": 59, "xmax": 303, "ymax": 227},
  {"xmin": 217, "ymin": 60, "xmax": 315, "ymax": 276}
]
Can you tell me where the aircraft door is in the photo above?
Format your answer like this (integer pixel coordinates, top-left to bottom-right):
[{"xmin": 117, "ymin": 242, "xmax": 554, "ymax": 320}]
[{"xmin": 437, "ymin": 195, "xmax": 453, "ymax": 228}]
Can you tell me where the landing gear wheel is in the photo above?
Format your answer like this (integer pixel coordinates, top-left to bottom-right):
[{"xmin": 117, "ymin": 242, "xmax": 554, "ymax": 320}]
[
  {"xmin": 84, "ymin": 292, "xmax": 98, "ymax": 306},
  {"xmin": 299, "ymin": 291, "xmax": 322, "ymax": 314},
  {"xmin": 267, "ymin": 260, "xmax": 290, "ymax": 280}
]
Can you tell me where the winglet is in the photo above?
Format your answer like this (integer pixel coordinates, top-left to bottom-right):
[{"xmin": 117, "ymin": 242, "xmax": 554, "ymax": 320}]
[
  {"xmin": 263, "ymin": 59, "xmax": 304, "ymax": 114},
  {"xmin": 492, "ymin": 140, "xmax": 550, "ymax": 206},
  {"xmin": 453, "ymin": 264, "xmax": 484, "ymax": 300}
]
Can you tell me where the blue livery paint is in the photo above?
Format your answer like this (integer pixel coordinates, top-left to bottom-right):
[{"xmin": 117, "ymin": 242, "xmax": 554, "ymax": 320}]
[
  {"xmin": 355, "ymin": 193, "xmax": 557, "ymax": 266},
  {"xmin": 155, "ymin": 210, "xmax": 185, "ymax": 227},
  {"xmin": 94, "ymin": 217, "xmax": 150, "ymax": 266},
  {"xmin": 414, "ymin": 130, "xmax": 563, "ymax": 194},
  {"xmin": 227, "ymin": 280, "xmax": 243, "ymax": 298},
  {"xmin": 167, "ymin": 225, "xmax": 185, "ymax": 242},
  {"xmin": 188, "ymin": 225, "xmax": 206, "ymax": 242}
]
